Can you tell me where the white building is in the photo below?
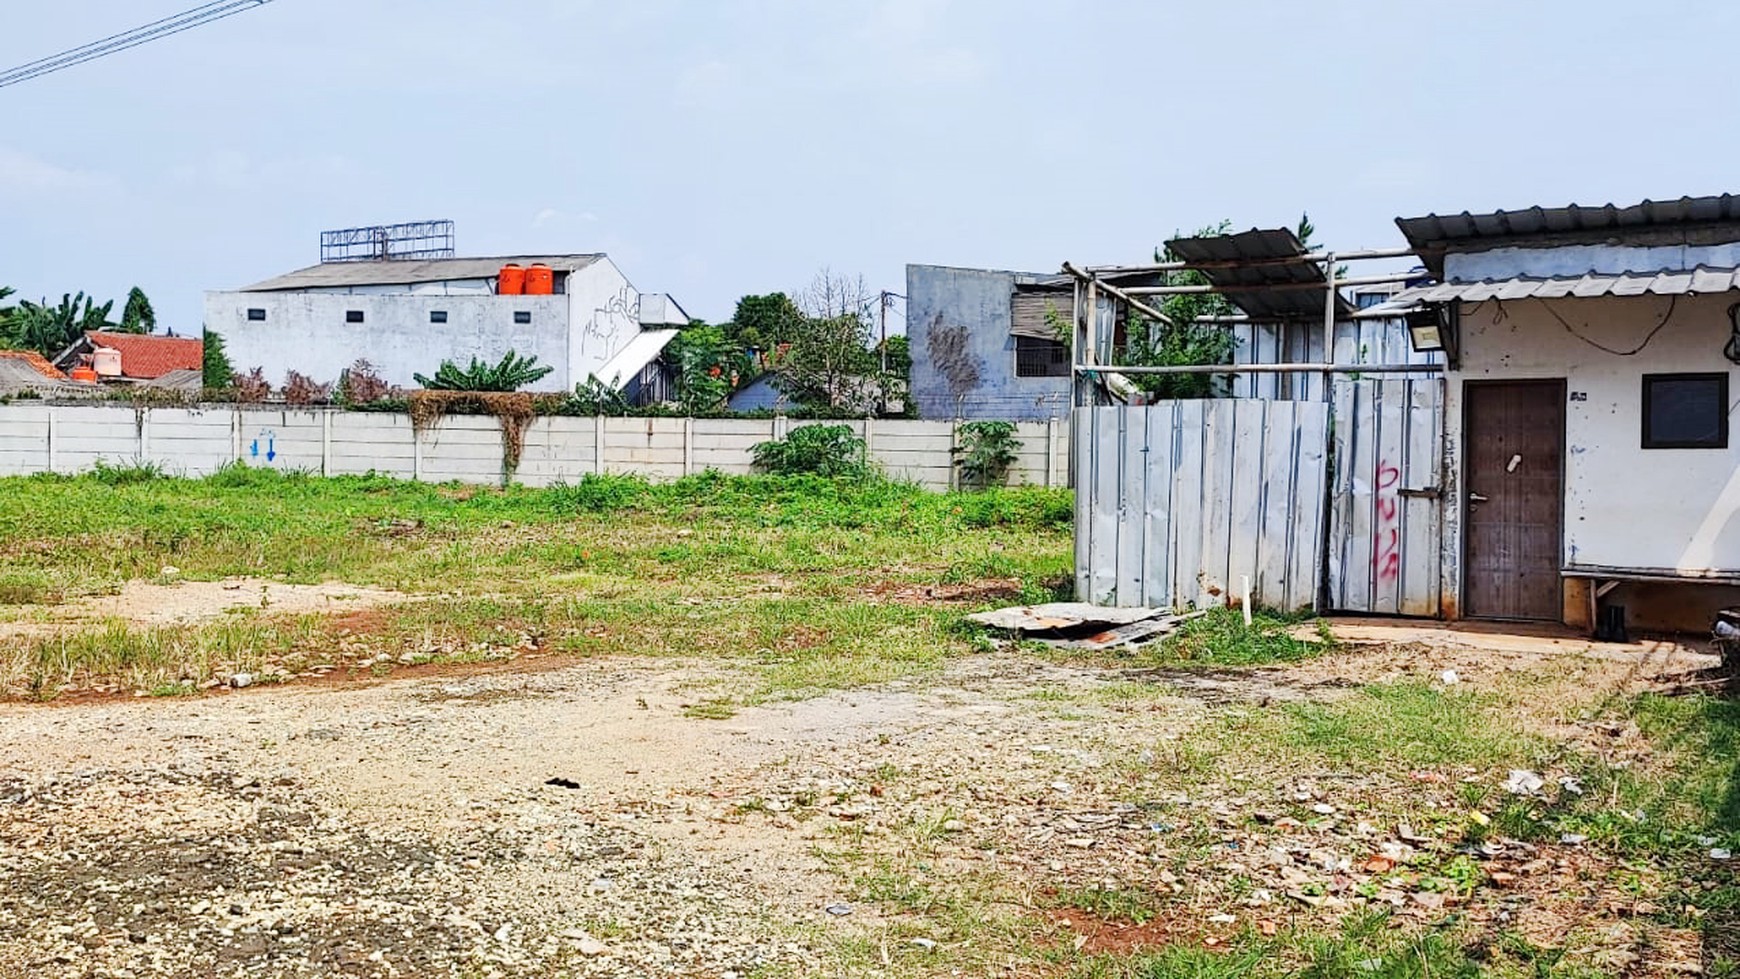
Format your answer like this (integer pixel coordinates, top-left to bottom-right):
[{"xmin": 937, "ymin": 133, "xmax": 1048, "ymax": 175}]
[
  {"xmin": 204, "ymin": 254, "xmax": 690, "ymax": 393},
  {"xmin": 1394, "ymin": 194, "xmax": 1740, "ymax": 632}
]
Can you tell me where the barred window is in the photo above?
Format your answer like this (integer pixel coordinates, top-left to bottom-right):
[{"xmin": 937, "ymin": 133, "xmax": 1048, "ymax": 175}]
[{"xmin": 1015, "ymin": 336, "xmax": 1070, "ymax": 378}]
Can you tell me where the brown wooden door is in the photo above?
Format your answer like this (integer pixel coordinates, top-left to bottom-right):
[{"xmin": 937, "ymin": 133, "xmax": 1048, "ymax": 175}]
[{"xmin": 1463, "ymin": 381, "xmax": 1565, "ymax": 620}]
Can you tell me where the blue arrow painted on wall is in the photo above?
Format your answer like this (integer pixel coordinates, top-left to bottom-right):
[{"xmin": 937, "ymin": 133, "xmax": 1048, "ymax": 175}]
[
  {"xmin": 249, "ymin": 439, "xmax": 259, "ymax": 458},
  {"xmin": 266, "ymin": 437, "xmax": 276, "ymax": 462}
]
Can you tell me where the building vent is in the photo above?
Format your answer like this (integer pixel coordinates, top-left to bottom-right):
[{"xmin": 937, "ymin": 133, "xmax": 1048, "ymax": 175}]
[
  {"xmin": 513, "ymin": 311, "xmax": 532, "ymax": 325},
  {"xmin": 430, "ymin": 310, "xmax": 448, "ymax": 324},
  {"xmin": 246, "ymin": 308, "xmax": 266, "ymax": 322},
  {"xmin": 346, "ymin": 310, "xmax": 365, "ymax": 324}
]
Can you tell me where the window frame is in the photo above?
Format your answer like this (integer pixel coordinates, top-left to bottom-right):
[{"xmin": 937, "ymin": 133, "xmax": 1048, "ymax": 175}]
[
  {"xmin": 1014, "ymin": 335, "xmax": 1070, "ymax": 379},
  {"xmin": 345, "ymin": 310, "xmax": 366, "ymax": 324},
  {"xmin": 1641, "ymin": 371, "xmax": 1730, "ymax": 449},
  {"xmin": 429, "ymin": 310, "xmax": 448, "ymax": 324},
  {"xmin": 245, "ymin": 308, "xmax": 267, "ymax": 322},
  {"xmin": 513, "ymin": 310, "xmax": 533, "ymax": 325}
]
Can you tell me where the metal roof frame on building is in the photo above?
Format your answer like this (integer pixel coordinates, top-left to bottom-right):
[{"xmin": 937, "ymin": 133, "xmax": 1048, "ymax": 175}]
[
  {"xmin": 1391, "ymin": 266, "xmax": 1740, "ymax": 304},
  {"xmin": 1396, "ymin": 194, "xmax": 1740, "ymax": 277},
  {"xmin": 1062, "ymin": 233, "xmax": 1431, "ymax": 397},
  {"xmin": 239, "ymin": 254, "xmax": 603, "ymax": 292}
]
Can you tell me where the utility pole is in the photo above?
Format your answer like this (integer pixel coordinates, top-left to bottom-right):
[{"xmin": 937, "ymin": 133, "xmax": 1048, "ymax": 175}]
[{"xmin": 879, "ymin": 291, "xmax": 890, "ymax": 373}]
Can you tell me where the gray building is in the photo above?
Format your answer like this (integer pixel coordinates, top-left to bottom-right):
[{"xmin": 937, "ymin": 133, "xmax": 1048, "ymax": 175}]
[
  {"xmin": 905, "ymin": 264, "xmax": 1075, "ymax": 421},
  {"xmin": 205, "ymin": 255, "xmax": 689, "ymax": 393}
]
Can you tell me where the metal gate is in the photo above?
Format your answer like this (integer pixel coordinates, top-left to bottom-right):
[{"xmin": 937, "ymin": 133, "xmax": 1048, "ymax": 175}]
[
  {"xmin": 1073, "ymin": 399, "xmax": 1330, "ymax": 612},
  {"xmin": 1327, "ymin": 378, "xmax": 1445, "ymax": 616}
]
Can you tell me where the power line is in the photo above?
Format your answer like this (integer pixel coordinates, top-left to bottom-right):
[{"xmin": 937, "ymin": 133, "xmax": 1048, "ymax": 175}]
[{"xmin": 0, "ymin": 1, "xmax": 276, "ymax": 90}]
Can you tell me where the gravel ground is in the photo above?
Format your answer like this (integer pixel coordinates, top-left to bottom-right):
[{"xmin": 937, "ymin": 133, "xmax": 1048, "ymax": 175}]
[
  {"xmin": 0, "ymin": 655, "xmax": 1129, "ymax": 977},
  {"xmin": 0, "ymin": 639, "xmax": 1722, "ymax": 977}
]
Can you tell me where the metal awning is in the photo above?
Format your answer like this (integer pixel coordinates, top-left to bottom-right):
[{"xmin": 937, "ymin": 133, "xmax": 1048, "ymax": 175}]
[
  {"xmin": 1163, "ymin": 228, "xmax": 1354, "ymax": 320},
  {"xmin": 594, "ymin": 329, "xmax": 681, "ymax": 388},
  {"xmin": 1391, "ymin": 266, "xmax": 1740, "ymax": 304}
]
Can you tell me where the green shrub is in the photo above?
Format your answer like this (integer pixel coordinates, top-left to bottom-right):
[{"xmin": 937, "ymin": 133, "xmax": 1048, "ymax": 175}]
[
  {"xmin": 548, "ymin": 473, "xmax": 652, "ymax": 513},
  {"xmin": 415, "ymin": 351, "xmax": 553, "ymax": 392},
  {"xmin": 750, "ymin": 424, "xmax": 870, "ymax": 478},
  {"xmin": 954, "ymin": 420, "xmax": 1021, "ymax": 490},
  {"xmin": 90, "ymin": 459, "xmax": 168, "ymax": 486}
]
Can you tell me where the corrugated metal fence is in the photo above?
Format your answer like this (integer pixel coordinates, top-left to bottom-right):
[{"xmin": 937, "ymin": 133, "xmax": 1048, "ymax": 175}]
[
  {"xmin": 1073, "ymin": 399, "xmax": 1329, "ymax": 611},
  {"xmin": 1328, "ymin": 378, "xmax": 1445, "ymax": 616},
  {"xmin": 1074, "ymin": 378, "xmax": 1445, "ymax": 615}
]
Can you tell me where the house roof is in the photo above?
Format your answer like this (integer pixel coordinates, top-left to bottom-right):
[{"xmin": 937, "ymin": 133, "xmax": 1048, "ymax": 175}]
[
  {"xmin": 84, "ymin": 331, "xmax": 204, "ymax": 380},
  {"xmin": 0, "ymin": 349, "xmax": 67, "ymax": 381},
  {"xmin": 1396, "ymin": 194, "xmax": 1740, "ymax": 277},
  {"xmin": 0, "ymin": 352, "xmax": 90, "ymax": 396},
  {"xmin": 239, "ymin": 254, "xmax": 603, "ymax": 292},
  {"xmin": 144, "ymin": 369, "xmax": 206, "ymax": 392},
  {"xmin": 1391, "ymin": 266, "xmax": 1740, "ymax": 305}
]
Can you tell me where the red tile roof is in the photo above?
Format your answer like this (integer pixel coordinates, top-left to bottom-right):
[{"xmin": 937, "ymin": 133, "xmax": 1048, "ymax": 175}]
[
  {"xmin": 86, "ymin": 331, "xmax": 203, "ymax": 380},
  {"xmin": 0, "ymin": 349, "xmax": 67, "ymax": 380}
]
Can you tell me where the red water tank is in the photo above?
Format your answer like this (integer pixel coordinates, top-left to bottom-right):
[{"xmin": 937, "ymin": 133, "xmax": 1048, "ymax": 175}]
[
  {"xmin": 524, "ymin": 263, "xmax": 554, "ymax": 295},
  {"xmin": 497, "ymin": 264, "xmax": 526, "ymax": 295}
]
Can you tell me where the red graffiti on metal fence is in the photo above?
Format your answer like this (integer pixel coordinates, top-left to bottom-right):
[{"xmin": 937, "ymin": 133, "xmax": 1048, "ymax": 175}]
[{"xmin": 1372, "ymin": 461, "xmax": 1402, "ymax": 583}]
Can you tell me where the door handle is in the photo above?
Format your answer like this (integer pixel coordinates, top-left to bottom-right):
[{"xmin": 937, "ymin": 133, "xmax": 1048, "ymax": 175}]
[{"xmin": 1469, "ymin": 493, "xmax": 1490, "ymax": 503}]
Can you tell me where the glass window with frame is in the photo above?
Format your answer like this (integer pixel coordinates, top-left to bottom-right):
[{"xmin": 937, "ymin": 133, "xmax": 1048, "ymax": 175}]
[{"xmin": 1642, "ymin": 372, "xmax": 1729, "ymax": 449}]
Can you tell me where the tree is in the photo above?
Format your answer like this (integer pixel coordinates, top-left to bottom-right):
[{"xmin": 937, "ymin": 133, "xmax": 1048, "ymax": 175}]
[
  {"xmin": 1119, "ymin": 221, "xmax": 1241, "ymax": 400},
  {"xmin": 0, "ymin": 292, "xmax": 115, "ymax": 358},
  {"xmin": 0, "ymin": 287, "xmax": 15, "ymax": 349},
  {"xmin": 665, "ymin": 324, "xmax": 745, "ymax": 414},
  {"xmin": 776, "ymin": 270, "xmax": 880, "ymax": 411},
  {"xmin": 724, "ymin": 292, "xmax": 806, "ymax": 354},
  {"xmin": 203, "ymin": 328, "xmax": 234, "ymax": 389},
  {"xmin": 414, "ymin": 351, "xmax": 554, "ymax": 391},
  {"xmin": 119, "ymin": 287, "xmax": 156, "ymax": 334}
]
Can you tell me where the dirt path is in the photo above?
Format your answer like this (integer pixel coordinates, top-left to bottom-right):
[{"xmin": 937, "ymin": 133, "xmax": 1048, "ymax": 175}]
[
  {"xmin": 0, "ymin": 652, "xmax": 1173, "ymax": 977},
  {"xmin": 0, "ymin": 639, "xmax": 1718, "ymax": 978},
  {"xmin": 0, "ymin": 578, "xmax": 406, "ymax": 641}
]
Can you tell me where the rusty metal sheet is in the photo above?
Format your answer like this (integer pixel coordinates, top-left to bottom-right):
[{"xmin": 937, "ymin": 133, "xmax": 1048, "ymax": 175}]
[{"xmin": 965, "ymin": 603, "xmax": 1164, "ymax": 632}]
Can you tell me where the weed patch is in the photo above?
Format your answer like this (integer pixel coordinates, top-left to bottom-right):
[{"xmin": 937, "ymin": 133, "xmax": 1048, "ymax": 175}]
[{"xmin": 1148, "ymin": 608, "xmax": 1329, "ymax": 667}]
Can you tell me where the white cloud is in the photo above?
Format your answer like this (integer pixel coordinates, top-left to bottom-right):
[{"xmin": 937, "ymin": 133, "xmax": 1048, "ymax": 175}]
[{"xmin": 0, "ymin": 147, "xmax": 117, "ymax": 196}]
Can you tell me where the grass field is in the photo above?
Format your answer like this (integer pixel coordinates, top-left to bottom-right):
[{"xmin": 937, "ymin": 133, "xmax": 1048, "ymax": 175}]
[{"xmin": 0, "ymin": 464, "xmax": 1074, "ymax": 698}]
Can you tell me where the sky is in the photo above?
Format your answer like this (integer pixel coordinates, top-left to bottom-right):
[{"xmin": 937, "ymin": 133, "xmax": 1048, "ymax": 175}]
[{"xmin": 3, "ymin": 0, "xmax": 1739, "ymax": 336}]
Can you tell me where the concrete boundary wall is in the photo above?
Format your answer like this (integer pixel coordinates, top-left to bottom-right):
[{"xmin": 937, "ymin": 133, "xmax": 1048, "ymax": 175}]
[{"xmin": 0, "ymin": 405, "xmax": 1070, "ymax": 492}]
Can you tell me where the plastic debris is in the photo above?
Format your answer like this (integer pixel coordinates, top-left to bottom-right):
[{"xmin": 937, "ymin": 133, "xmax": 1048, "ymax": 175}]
[
  {"xmin": 1712, "ymin": 848, "xmax": 1733, "ymax": 861},
  {"xmin": 1503, "ymin": 770, "xmax": 1545, "ymax": 796},
  {"xmin": 1440, "ymin": 669, "xmax": 1460, "ymax": 685},
  {"xmin": 824, "ymin": 903, "xmax": 853, "ymax": 916}
]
